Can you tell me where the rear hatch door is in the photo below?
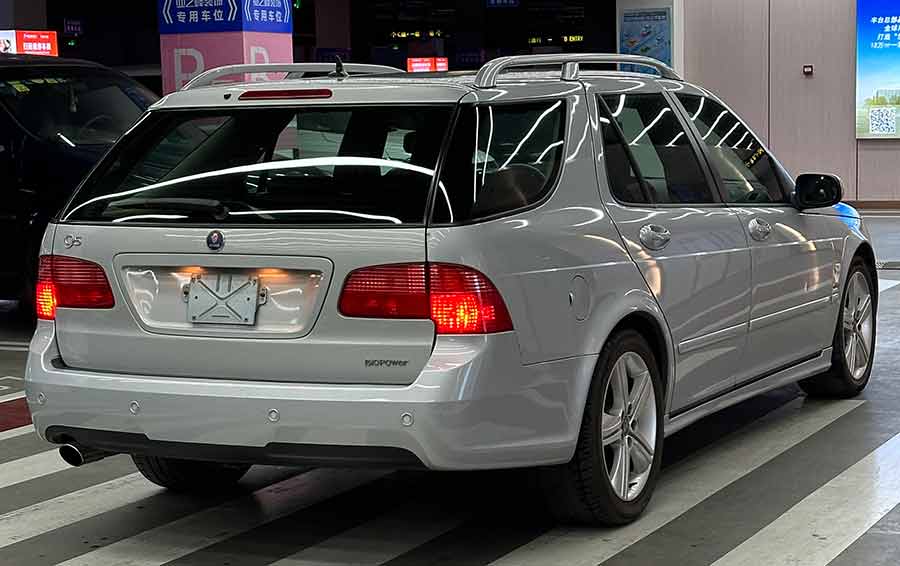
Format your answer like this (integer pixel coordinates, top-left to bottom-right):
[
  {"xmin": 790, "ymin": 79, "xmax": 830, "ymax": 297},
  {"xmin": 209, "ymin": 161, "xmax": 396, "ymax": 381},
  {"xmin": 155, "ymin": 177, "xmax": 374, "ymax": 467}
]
[{"xmin": 54, "ymin": 99, "xmax": 454, "ymax": 385}]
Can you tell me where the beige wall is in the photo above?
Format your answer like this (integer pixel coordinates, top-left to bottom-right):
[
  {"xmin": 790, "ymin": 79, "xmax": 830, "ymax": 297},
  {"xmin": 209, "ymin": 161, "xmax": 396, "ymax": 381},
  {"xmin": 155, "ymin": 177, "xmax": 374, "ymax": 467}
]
[
  {"xmin": 684, "ymin": 0, "xmax": 770, "ymax": 143},
  {"xmin": 684, "ymin": 0, "xmax": 898, "ymax": 201}
]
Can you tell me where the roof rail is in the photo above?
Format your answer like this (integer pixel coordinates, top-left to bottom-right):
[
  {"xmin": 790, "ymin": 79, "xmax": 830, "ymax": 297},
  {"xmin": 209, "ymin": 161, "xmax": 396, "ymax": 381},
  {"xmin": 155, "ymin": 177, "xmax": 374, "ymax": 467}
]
[
  {"xmin": 181, "ymin": 63, "xmax": 404, "ymax": 91},
  {"xmin": 474, "ymin": 53, "xmax": 681, "ymax": 88}
]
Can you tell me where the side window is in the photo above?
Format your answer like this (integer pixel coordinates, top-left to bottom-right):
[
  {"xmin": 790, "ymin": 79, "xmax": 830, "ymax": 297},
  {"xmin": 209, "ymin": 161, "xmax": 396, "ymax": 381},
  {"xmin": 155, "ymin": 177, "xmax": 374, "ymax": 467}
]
[
  {"xmin": 676, "ymin": 94, "xmax": 787, "ymax": 204},
  {"xmin": 601, "ymin": 93, "xmax": 715, "ymax": 204},
  {"xmin": 432, "ymin": 101, "xmax": 566, "ymax": 223},
  {"xmin": 598, "ymin": 100, "xmax": 650, "ymax": 205}
]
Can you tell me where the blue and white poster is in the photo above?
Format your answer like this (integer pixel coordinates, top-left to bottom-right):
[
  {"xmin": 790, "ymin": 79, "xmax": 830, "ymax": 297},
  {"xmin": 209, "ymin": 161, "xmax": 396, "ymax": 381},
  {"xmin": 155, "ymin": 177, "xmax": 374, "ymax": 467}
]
[
  {"xmin": 857, "ymin": 0, "xmax": 900, "ymax": 138},
  {"xmin": 158, "ymin": 0, "xmax": 292, "ymax": 35},
  {"xmin": 619, "ymin": 8, "xmax": 672, "ymax": 73}
]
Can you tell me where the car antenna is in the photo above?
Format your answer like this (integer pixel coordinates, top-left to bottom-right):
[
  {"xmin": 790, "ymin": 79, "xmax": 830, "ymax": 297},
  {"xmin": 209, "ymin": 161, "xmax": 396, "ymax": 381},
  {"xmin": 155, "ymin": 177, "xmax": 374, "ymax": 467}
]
[{"xmin": 329, "ymin": 56, "xmax": 349, "ymax": 80}]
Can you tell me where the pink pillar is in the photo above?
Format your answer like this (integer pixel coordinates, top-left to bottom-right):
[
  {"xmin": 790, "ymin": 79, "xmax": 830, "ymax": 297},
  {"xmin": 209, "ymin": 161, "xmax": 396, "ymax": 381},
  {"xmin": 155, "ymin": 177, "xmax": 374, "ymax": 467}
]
[{"xmin": 158, "ymin": 1, "xmax": 294, "ymax": 94}]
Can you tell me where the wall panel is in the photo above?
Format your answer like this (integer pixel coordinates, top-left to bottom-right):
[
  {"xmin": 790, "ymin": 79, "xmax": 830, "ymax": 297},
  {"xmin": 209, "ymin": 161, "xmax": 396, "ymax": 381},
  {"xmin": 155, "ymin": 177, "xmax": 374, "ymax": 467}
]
[
  {"xmin": 683, "ymin": 0, "xmax": 770, "ymax": 142},
  {"xmin": 769, "ymin": 0, "xmax": 857, "ymax": 197}
]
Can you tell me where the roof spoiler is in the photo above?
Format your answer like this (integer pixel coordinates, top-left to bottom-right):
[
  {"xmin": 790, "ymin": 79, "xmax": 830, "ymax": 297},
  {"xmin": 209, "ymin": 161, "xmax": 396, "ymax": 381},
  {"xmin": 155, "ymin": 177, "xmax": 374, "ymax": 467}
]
[{"xmin": 181, "ymin": 63, "xmax": 404, "ymax": 91}]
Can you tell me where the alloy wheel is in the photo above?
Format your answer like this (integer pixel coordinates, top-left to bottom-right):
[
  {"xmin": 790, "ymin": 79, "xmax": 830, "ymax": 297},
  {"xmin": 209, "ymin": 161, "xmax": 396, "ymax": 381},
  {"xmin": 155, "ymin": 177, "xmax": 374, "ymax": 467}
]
[
  {"xmin": 600, "ymin": 351, "xmax": 657, "ymax": 502},
  {"xmin": 843, "ymin": 271, "xmax": 874, "ymax": 381}
]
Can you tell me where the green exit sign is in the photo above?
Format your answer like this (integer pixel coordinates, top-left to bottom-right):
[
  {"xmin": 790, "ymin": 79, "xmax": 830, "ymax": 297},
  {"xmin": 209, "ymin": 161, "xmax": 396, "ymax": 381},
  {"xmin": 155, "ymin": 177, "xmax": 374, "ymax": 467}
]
[{"xmin": 293, "ymin": 0, "xmax": 301, "ymax": 7}]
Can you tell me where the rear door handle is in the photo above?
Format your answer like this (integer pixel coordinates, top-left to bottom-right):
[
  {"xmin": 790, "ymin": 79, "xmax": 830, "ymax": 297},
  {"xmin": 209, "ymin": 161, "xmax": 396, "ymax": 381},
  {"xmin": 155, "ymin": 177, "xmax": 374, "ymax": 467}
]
[
  {"xmin": 749, "ymin": 218, "xmax": 772, "ymax": 241},
  {"xmin": 639, "ymin": 224, "xmax": 672, "ymax": 251}
]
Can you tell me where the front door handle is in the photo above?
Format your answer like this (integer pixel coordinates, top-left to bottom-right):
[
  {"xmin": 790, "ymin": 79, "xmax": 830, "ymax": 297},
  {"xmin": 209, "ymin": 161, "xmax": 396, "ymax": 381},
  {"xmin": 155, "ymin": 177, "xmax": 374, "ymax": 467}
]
[
  {"xmin": 639, "ymin": 224, "xmax": 672, "ymax": 251},
  {"xmin": 749, "ymin": 217, "xmax": 772, "ymax": 241}
]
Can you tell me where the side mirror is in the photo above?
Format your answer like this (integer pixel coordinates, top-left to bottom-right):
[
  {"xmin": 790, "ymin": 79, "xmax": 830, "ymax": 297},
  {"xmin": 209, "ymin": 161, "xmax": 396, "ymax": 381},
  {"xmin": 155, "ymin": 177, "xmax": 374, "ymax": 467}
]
[{"xmin": 793, "ymin": 173, "xmax": 843, "ymax": 210}]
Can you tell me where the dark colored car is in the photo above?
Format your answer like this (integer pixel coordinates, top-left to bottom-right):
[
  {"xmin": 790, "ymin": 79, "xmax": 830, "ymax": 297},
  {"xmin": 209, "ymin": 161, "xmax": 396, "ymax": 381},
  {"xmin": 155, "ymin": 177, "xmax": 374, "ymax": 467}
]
[{"xmin": 0, "ymin": 54, "xmax": 157, "ymax": 310}]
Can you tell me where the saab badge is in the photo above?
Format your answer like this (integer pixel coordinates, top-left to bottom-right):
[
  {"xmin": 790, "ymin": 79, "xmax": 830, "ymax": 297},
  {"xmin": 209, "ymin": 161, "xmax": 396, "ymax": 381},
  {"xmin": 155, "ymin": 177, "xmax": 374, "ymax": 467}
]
[{"xmin": 206, "ymin": 230, "xmax": 225, "ymax": 252}]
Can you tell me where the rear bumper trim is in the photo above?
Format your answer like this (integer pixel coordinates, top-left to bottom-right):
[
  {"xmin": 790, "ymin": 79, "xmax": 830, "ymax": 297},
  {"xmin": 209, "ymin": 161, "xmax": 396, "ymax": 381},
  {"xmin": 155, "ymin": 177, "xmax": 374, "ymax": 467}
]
[{"xmin": 45, "ymin": 426, "xmax": 425, "ymax": 469}]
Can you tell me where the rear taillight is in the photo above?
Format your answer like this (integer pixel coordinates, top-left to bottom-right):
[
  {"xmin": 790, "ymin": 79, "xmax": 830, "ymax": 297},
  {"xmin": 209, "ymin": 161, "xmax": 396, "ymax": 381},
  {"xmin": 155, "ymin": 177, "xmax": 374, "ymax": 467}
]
[
  {"xmin": 428, "ymin": 264, "xmax": 514, "ymax": 334},
  {"xmin": 339, "ymin": 263, "xmax": 513, "ymax": 334},
  {"xmin": 338, "ymin": 263, "xmax": 429, "ymax": 319},
  {"xmin": 36, "ymin": 255, "xmax": 115, "ymax": 320}
]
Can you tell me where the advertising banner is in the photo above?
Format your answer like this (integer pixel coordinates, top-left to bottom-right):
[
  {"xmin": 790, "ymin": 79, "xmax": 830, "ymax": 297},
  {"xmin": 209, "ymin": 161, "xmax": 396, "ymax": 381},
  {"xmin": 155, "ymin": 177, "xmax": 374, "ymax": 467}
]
[
  {"xmin": 406, "ymin": 57, "xmax": 449, "ymax": 72},
  {"xmin": 16, "ymin": 31, "xmax": 59, "ymax": 56},
  {"xmin": 619, "ymin": 8, "xmax": 672, "ymax": 72},
  {"xmin": 0, "ymin": 30, "xmax": 59, "ymax": 56},
  {"xmin": 857, "ymin": 0, "xmax": 900, "ymax": 138}
]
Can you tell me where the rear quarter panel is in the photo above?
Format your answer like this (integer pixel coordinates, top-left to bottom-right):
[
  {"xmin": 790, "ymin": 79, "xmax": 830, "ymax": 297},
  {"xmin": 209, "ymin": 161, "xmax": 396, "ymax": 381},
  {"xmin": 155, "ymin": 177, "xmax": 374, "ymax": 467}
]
[{"xmin": 426, "ymin": 83, "xmax": 670, "ymax": 371}]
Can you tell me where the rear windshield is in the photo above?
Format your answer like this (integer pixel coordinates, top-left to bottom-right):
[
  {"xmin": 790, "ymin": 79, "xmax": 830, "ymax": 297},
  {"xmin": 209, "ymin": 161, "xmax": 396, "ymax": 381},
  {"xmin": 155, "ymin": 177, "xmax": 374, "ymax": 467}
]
[
  {"xmin": 63, "ymin": 105, "xmax": 453, "ymax": 226},
  {"xmin": 0, "ymin": 66, "xmax": 156, "ymax": 146}
]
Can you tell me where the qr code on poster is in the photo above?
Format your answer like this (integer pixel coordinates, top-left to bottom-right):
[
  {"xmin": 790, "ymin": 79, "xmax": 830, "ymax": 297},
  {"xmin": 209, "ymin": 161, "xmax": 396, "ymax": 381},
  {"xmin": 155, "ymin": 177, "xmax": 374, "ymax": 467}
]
[{"xmin": 870, "ymin": 107, "xmax": 897, "ymax": 135}]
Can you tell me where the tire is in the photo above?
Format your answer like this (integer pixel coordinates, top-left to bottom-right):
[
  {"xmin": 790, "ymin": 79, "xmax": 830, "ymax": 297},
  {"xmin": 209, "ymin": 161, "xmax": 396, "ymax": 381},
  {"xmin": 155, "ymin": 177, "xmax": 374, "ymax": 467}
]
[
  {"xmin": 539, "ymin": 329, "xmax": 665, "ymax": 525},
  {"xmin": 800, "ymin": 258, "xmax": 877, "ymax": 398},
  {"xmin": 132, "ymin": 454, "xmax": 251, "ymax": 492}
]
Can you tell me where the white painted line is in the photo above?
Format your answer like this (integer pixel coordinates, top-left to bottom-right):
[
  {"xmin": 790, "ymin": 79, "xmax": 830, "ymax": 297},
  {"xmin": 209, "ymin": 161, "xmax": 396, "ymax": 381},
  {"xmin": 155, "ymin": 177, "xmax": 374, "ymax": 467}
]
[
  {"xmin": 0, "ymin": 473, "xmax": 163, "ymax": 550},
  {"xmin": 0, "ymin": 424, "xmax": 34, "ymax": 441},
  {"xmin": 490, "ymin": 399, "xmax": 865, "ymax": 566},
  {"xmin": 270, "ymin": 504, "xmax": 463, "ymax": 566},
  {"xmin": 879, "ymin": 279, "xmax": 900, "ymax": 293},
  {"xmin": 58, "ymin": 469, "xmax": 388, "ymax": 566},
  {"xmin": 712, "ymin": 430, "xmax": 900, "ymax": 566},
  {"xmin": 0, "ymin": 341, "xmax": 28, "ymax": 348},
  {"xmin": 0, "ymin": 392, "xmax": 25, "ymax": 404},
  {"xmin": 0, "ymin": 347, "xmax": 27, "ymax": 352},
  {"xmin": 0, "ymin": 449, "xmax": 68, "ymax": 490}
]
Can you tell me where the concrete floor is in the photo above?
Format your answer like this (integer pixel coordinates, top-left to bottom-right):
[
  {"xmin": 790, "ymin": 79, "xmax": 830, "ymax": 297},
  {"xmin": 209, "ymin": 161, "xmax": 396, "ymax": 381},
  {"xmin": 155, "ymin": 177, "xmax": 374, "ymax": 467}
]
[{"xmin": 0, "ymin": 253, "xmax": 899, "ymax": 565}]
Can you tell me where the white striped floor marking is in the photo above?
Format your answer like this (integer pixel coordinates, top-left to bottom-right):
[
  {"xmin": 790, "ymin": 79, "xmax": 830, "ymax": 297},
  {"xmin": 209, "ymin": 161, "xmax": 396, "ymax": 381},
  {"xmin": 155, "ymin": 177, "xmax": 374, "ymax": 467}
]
[
  {"xmin": 0, "ymin": 449, "xmax": 69, "ymax": 490},
  {"xmin": 711, "ymin": 430, "xmax": 900, "ymax": 566},
  {"xmin": 270, "ymin": 503, "xmax": 463, "ymax": 566},
  {"xmin": 0, "ymin": 473, "xmax": 163, "ymax": 550},
  {"xmin": 879, "ymin": 279, "xmax": 900, "ymax": 294},
  {"xmin": 490, "ymin": 399, "xmax": 864, "ymax": 566},
  {"xmin": 0, "ymin": 424, "xmax": 34, "ymax": 441},
  {"xmin": 57, "ymin": 469, "xmax": 388, "ymax": 566},
  {"xmin": 0, "ymin": 391, "xmax": 25, "ymax": 404}
]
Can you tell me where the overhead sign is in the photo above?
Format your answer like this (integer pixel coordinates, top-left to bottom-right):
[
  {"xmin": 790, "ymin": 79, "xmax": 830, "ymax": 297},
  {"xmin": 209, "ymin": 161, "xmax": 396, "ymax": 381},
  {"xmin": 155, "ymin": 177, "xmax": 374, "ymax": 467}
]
[
  {"xmin": 406, "ymin": 57, "xmax": 449, "ymax": 72},
  {"xmin": 857, "ymin": 0, "xmax": 900, "ymax": 138},
  {"xmin": 0, "ymin": 30, "xmax": 59, "ymax": 56},
  {"xmin": 158, "ymin": 0, "xmax": 292, "ymax": 34}
]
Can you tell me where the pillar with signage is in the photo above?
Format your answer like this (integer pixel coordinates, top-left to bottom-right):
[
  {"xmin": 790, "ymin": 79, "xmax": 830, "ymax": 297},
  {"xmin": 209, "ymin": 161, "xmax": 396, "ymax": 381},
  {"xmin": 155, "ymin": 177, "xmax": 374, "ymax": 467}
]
[{"xmin": 158, "ymin": 0, "xmax": 294, "ymax": 94}]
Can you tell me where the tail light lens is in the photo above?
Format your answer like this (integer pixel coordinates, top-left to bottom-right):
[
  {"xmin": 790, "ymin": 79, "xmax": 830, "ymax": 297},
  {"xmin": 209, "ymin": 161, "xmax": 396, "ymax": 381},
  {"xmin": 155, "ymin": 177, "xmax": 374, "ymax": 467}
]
[
  {"xmin": 428, "ymin": 264, "xmax": 513, "ymax": 334},
  {"xmin": 339, "ymin": 263, "xmax": 513, "ymax": 334},
  {"xmin": 338, "ymin": 263, "xmax": 429, "ymax": 319},
  {"xmin": 36, "ymin": 255, "xmax": 115, "ymax": 320}
]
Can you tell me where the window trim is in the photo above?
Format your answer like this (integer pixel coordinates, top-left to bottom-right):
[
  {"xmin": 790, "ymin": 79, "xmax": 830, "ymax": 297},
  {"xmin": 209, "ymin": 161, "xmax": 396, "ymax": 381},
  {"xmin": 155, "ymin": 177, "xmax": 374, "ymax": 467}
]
[
  {"xmin": 427, "ymin": 98, "xmax": 570, "ymax": 228},
  {"xmin": 668, "ymin": 90, "xmax": 791, "ymax": 207},
  {"xmin": 597, "ymin": 91, "xmax": 724, "ymax": 209},
  {"xmin": 57, "ymin": 103, "xmax": 457, "ymax": 230}
]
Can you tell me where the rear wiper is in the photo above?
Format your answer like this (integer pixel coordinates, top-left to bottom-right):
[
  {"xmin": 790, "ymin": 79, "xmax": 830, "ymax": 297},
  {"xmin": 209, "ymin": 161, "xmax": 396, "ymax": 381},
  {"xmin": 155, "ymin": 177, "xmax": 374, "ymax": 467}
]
[{"xmin": 108, "ymin": 197, "xmax": 230, "ymax": 221}]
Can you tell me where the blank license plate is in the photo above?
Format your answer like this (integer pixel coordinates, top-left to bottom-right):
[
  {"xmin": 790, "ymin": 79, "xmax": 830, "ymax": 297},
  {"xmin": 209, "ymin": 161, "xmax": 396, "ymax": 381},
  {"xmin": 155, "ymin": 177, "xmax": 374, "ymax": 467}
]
[{"xmin": 186, "ymin": 273, "xmax": 262, "ymax": 326}]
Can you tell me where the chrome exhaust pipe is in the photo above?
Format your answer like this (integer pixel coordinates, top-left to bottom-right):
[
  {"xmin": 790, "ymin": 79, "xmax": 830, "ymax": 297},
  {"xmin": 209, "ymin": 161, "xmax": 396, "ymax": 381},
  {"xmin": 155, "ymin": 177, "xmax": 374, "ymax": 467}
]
[{"xmin": 59, "ymin": 443, "xmax": 112, "ymax": 467}]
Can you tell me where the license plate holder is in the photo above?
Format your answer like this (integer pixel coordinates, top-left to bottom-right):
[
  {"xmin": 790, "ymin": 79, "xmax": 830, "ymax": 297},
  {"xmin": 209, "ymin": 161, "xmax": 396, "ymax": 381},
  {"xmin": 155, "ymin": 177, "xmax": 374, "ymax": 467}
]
[{"xmin": 184, "ymin": 273, "xmax": 266, "ymax": 326}]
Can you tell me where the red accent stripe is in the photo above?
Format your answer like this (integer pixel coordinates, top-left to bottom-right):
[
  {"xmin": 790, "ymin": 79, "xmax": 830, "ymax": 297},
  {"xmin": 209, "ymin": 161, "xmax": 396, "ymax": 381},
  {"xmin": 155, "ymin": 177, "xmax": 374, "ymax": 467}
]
[{"xmin": 0, "ymin": 398, "xmax": 32, "ymax": 432}]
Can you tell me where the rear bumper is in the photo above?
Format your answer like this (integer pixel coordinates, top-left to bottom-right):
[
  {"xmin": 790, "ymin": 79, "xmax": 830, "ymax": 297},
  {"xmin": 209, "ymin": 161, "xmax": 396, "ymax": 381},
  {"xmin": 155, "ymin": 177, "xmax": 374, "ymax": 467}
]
[{"xmin": 25, "ymin": 321, "xmax": 596, "ymax": 470}]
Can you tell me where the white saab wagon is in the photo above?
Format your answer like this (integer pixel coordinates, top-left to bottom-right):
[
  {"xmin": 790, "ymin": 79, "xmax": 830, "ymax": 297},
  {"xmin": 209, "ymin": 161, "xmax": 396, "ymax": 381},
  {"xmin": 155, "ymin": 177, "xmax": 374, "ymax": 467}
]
[{"xmin": 25, "ymin": 54, "xmax": 877, "ymax": 525}]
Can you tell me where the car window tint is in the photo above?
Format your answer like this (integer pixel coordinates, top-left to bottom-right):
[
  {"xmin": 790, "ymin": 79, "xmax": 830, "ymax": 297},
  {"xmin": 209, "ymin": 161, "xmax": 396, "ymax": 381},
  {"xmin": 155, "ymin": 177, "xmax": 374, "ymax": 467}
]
[
  {"xmin": 597, "ymin": 98, "xmax": 650, "ymax": 205},
  {"xmin": 677, "ymin": 94, "xmax": 787, "ymax": 204},
  {"xmin": 602, "ymin": 93, "xmax": 714, "ymax": 204},
  {"xmin": 63, "ymin": 106, "xmax": 452, "ymax": 225},
  {"xmin": 0, "ymin": 67, "xmax": 156, "ymax": 146},
  {"xmin": 432, "ymin": 101, "xmax": 565, "ymax": 223}
]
